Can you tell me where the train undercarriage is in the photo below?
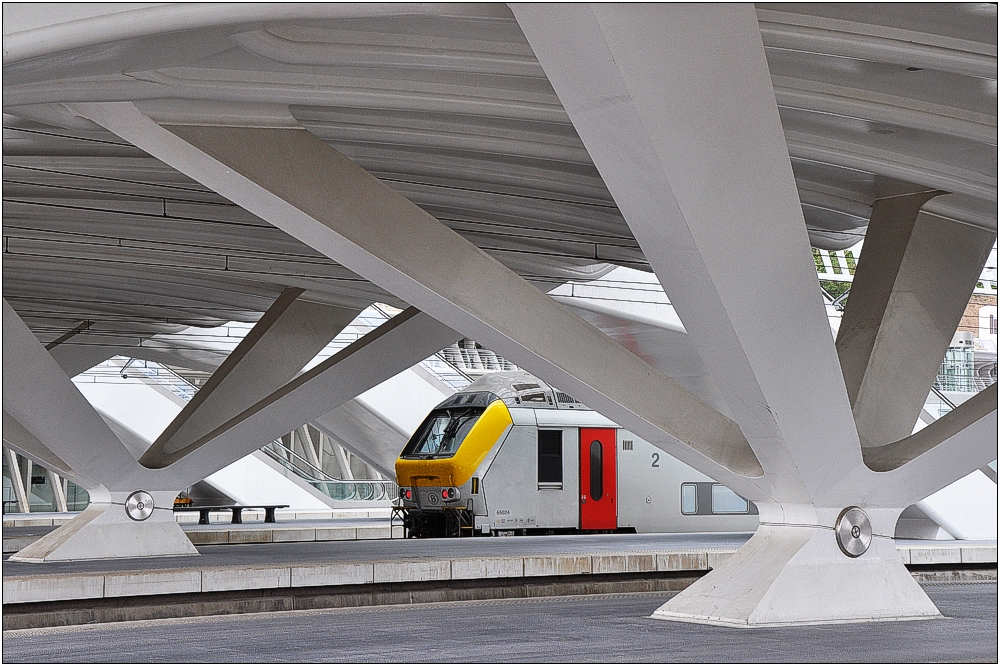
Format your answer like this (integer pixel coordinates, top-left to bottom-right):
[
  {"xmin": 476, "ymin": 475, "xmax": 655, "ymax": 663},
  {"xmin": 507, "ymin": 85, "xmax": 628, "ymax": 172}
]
[{"xmin": 395, "ymin": 507, "xmax": 475, "ymax": 538}]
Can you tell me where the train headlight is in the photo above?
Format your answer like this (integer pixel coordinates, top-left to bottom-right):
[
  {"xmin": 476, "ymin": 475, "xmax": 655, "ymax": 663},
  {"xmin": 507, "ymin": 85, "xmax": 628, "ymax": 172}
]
[
  {"xmin": 441, "ymin": 487, "xmax": 461, "ymax": 501},
  {"xmin": 400, "ymin": 487, "xmax": 413, "ymax": 501}
]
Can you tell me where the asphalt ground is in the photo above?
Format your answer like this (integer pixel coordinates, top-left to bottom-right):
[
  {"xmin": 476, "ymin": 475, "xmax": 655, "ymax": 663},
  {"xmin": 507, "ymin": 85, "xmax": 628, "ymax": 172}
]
[{"xmin": 2, "ymin": 582, "xmax": 996, "ymax": 663}]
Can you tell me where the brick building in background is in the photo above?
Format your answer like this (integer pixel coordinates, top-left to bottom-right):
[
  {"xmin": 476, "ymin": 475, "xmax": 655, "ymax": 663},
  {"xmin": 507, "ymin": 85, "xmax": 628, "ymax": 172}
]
[{"xmin": 958, "ymin": 294, "xmax": 998, "ymax": 339}]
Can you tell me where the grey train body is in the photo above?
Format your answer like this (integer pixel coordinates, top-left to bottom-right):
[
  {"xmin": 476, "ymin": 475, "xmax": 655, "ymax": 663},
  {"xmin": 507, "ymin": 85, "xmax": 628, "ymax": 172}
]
[{"xmin": 395, "ymin": 371, "xmax": 758, "ymax": 537}]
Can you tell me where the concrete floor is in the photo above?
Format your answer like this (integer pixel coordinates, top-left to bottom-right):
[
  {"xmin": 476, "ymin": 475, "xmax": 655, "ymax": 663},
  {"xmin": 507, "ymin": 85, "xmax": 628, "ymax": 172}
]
[
  {"xmin": 2, "ymin": 583, "xmax": 996, "ymax": 663},
  {"xmin": 2, "ymin": 532, "xmax": 753, "ymax": 575}
]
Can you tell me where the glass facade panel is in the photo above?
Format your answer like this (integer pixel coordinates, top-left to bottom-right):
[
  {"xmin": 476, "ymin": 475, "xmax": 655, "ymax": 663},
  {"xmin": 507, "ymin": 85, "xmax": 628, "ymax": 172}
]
[{"xmin": 935, "ymin": 345, "xmax": 976, "ymax": 393}]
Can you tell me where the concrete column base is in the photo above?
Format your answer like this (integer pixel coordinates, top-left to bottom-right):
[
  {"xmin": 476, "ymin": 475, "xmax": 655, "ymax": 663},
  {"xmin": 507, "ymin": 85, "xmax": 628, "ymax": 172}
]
[
  {"xmin": 9, "ymin": 492, "xmax": 198, "ymax": 562},
  {"xmin": 652, "ymin": 525, "xmax": 941, "ymax": 627}
]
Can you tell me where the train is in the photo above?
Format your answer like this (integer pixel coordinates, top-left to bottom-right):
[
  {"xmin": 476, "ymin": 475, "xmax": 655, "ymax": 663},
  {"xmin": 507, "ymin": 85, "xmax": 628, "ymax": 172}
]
[{"xmin": 394, "ymin": 371, "xmax": 759, "ymax": 537}]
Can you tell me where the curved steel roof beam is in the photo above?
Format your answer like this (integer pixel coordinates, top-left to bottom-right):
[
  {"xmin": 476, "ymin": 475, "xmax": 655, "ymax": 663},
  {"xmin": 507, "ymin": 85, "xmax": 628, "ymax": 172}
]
[
  {"xmin": 2, "ymin": 3, "xmax": 517, "ymax": 65},
  {"xmin": 785, "ymin": 133, "xmax": 997, "ymax": 202},
  {"xmin": 774, "ymin": 85, "xmax": 996, "ymax": 146},
  {"xmin": 758, "ymin": 11, "xmax": 997, "ymax": 80}
]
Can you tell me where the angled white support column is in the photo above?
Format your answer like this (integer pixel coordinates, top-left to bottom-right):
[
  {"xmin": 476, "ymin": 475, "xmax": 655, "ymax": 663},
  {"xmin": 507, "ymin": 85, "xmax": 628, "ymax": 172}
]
[
  {"xmin": 837, "ymin": 195, "xmax": 997, "ymax": 447},
  {"xmin": 296, "ymin": 427, "xmax": 322, "ymax": 470},
  {"xmin": 511, "ymin": 3, "xmax": 990, "ymax": 626},
  {"xmin": 143, "ymin": 288, "xmax": 358, "ymax": 468},
  {"xmin": 313, "ymin": 401, "xmax": 410, "ymax": 479},
  {"xmin": 4, "ymin": 447, "xmax": 31, "ymax": 514},
  {"xmin": 74, "ymin": 100, "xmax": 762, "ymax": 495},
  {"xmin": 47, "ymin": 469, "xmax": 69, "ymax": 513},
  {"xmin": 4, "ymin": 300, "xmax": 169, "ymax": 493},
  {"xmin": 165, "ymin": 308, "xmax": 461, "ymax": 487},
  {"xmin": 874, "ymin": 384, "xmax": 998, "ymax": 504},
  {"xmin": 88, "ymin": 333, "xmax": 408, "ymax": 481},
  {"xmin": 330, "ymin": 438, "xmax": 355, "ymax": 480},
  {"xmin": 514, "ymin": 2, "xmax": 858, "ymax": 509},
  {"xmin": 3, "ymin": 410, "xmax": 88, "ymax": 488},
  {"xmin": 3, "ymin": 299, "xmax": 196, "ymax": 561}
]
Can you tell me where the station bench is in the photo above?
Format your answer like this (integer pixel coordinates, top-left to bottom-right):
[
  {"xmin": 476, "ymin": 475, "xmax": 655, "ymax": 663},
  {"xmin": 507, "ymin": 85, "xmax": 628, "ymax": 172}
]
[{"xmin": 173, "ymin": 504, "xmax": 289, "ymax": 525}]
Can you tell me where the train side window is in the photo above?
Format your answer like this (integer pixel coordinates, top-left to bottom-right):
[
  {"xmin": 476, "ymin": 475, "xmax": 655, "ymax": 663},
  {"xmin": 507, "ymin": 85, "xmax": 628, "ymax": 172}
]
[
  {"xmin": 537, "ymin": 430, "xmax": 563, "ymax": 487},
  {"xmin": 711, "ymin": 484, "xmax": 750, "ymax": 514},
  {"xmin": 680, "ymin": 483, "xmax": 698, "ymax": 514},
  {"xmin": 589, "ymin": 440, "xmax": 603, "ymax": 500}
]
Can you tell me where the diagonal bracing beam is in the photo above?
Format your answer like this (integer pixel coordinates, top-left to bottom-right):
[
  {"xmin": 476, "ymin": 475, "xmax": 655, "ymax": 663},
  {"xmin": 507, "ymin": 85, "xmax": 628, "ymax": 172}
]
[
  {"xmin": 166, "ymin": 307, "xmax": 461, "ymax": 486},
  {"xmin": 3, "ymin": 299, "xmax": 150, "ymax": 493},
  {"xmin": 2, "ymin": 410, "xmax": 90, "ymax": 489},
  {"xmin": 836, "ymin": 192, "xmax": 996, "ymax": 448},
  {"xmin": 142, "ymin": 287, "xmax": 359, "ymax": 468},
  {"xmin": 3, "ymin": 447, "xmax": 32, "ymax": 513},
  {"xmin": 74, "ymin": 101, "xmax": 762, "ymax": 492},
  {"xmin": 869, "ymin": 383, "xmax": 997, "ymax": 504}
]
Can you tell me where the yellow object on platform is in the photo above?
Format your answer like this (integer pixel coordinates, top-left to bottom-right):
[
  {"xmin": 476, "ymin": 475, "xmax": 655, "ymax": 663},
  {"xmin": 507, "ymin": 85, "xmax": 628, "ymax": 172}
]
[{"xmin": 396, "ymin": 399, "xmax": 513, "ymax": 487}]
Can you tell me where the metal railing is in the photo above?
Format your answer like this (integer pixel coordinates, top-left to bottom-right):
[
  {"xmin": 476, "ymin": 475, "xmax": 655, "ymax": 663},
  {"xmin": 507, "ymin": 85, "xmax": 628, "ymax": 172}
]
[{"xmin": 260, "ymin": 441, "xmax": 397, "ymax": 502}]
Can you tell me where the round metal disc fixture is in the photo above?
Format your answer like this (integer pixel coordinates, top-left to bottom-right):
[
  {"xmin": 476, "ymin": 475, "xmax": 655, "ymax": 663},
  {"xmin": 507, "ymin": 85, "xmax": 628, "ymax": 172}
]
[
  {"xmin": 835, "ymin": 506, "xmax": 872, "ymax": 557},
  {"xmin": 125, "ymin": 490, "xmax": 154, "ymax": 521}
]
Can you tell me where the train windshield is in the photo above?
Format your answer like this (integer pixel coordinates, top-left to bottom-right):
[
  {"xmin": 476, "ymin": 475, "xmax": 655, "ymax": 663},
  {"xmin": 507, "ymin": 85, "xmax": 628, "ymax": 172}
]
[{"xmin": 401, "ymin": 407, "xmax": 484, "ymax": 459}]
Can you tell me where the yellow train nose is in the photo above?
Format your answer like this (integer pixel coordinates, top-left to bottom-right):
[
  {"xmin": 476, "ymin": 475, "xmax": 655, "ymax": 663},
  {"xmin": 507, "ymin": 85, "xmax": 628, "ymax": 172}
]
[{"xmin": 396, "ymin": 399, "xmax": 513, "ymax": 487}]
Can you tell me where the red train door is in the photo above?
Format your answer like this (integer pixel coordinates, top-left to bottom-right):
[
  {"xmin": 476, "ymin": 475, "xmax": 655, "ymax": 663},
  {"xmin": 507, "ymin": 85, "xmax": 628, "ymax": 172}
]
[{"xmin": 580, "ymin": 428, "xmax": 617, "ymax": 530}]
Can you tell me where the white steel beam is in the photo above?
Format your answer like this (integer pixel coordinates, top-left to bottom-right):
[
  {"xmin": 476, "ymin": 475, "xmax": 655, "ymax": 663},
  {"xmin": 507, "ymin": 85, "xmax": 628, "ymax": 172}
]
[
  {"xmin": 74, "ymin": 101, "xmax": 762, "ymax": 494},
  {"xmin": 296, "ymin": 426, "xmax": 322, "ymax": 471},
  {"xmin": 4, "ymin": 299, "xmax": 158, "ymax": 494},
  {"xmin": 871, "ymin": 384, "xmax": 998, "ymax": 504},
  {"xmin": 47, "ymin": 469, "xmax": 69, "ymax": 513},
  {"xmin": 513, "ymin": 2, "xmax": 858, "ymax": 509},
  {"xmin": 165, "ymin": 308, "xmax": 460, "ymax": 487},
  {"xmin": 4, "ymin": 447, "xmax": 31, "ymax": 514},
  {"xmin": 837, "ymin": 195, "xmax": 996, "ymax": 448},
  {"xmin": 329, "ymin": 437, "xmax": 355, "ymax": 481},
  {"xmin": 142, "ymin": 288, "xmax": 358, "ymax": 468},
  {"xmin": 511, "ymin": 3, "xmax": 994, "ymax": 627},
  {"xmin": 3, "ymin": 410, "xmax": 82, "ymax": 485}
]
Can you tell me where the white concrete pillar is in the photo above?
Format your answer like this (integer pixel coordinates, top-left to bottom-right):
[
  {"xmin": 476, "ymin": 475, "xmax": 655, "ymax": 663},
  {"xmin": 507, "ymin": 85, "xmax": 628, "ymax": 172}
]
[
  {"xmin": 512, "ymin": 3, "xmax": 996, "ymax": 626},
  {"xmin": 4, "ymin": 447, "xmax": 31, "ymax": 514},
  {"xmin": 333, "ymin": 441, "xmax": 354, "ymax": 481},
  {"xmin": 4, "ymin": 299, "xmax": 196, "ymax": 561},
  {"xmin": 47, "ymin": 469, "xmax": 69, "ymax": 513}
]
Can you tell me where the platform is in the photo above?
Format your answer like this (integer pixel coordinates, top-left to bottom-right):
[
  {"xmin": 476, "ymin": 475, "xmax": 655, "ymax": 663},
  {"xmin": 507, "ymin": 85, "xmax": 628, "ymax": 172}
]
[
  {"xmin": 3, "ymin": 530, "xmax": 996, "ymax": 631},
  {"xmin": 3, "ymin": 510, "xmax": 397, "ymax": 553}
]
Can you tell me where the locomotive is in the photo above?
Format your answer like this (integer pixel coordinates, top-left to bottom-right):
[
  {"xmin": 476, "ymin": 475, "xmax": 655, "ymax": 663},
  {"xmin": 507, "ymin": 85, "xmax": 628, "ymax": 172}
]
[{"xmin": 394, "ymin": 372, "xmax": 757, "ymax": 537}]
